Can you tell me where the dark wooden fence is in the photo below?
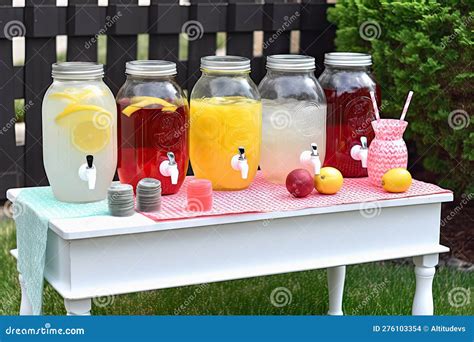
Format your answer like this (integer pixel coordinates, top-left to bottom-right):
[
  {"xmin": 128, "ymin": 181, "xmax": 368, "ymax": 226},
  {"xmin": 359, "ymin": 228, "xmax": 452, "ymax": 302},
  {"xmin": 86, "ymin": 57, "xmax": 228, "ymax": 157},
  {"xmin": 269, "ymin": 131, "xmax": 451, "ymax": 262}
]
[{"xmin": 0, "ymin": 0, "xmax": 335, "ymax": 198}]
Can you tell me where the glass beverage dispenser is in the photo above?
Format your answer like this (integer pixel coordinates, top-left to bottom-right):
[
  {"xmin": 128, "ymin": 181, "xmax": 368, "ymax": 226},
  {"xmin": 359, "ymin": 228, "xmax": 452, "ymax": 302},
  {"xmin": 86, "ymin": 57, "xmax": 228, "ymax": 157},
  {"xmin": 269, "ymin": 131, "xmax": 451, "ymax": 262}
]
[
  {"xmin": 116, "ymin": 60, "xmax": 189, "ymax": 195},
  {"xmin": 258, "ymin": 55, "xmax": 327, "ymax": 184},
  {"xmin": 319, "ymin": 53, "xmax": 381, "ymax": 178},
  {"xmin": 42, "ymin": 62, "xmax": 117, "ymax": 203},
  {"xmin": 190, "ymin": 56, "xmax": 262, "ymax": 190}
]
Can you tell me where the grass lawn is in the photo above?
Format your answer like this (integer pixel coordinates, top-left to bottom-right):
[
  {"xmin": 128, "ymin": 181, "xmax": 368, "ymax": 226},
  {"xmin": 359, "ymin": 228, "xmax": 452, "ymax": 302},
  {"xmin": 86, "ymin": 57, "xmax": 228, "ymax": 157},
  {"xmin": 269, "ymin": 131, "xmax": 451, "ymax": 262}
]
[{"xmin": 1, "ymin": 218, "xmax": 472, "ymax": 316}]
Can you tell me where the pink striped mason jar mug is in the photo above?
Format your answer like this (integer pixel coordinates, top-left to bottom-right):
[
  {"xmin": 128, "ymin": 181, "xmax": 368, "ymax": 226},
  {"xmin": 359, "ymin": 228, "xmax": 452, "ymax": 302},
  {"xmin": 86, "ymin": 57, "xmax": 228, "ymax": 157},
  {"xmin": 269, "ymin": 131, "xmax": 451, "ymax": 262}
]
[{"xmin": 367, "ymin": 119, "xmax": 408, "ymax": 187}]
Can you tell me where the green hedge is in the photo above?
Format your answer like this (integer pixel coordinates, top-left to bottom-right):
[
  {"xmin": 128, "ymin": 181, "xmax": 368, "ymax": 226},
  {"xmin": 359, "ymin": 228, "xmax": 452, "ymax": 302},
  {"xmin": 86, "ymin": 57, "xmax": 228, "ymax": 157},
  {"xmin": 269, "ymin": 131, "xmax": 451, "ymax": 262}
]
[{"xmin": 328, "ymin": 0, "xmax": 473, "ymax": 195}]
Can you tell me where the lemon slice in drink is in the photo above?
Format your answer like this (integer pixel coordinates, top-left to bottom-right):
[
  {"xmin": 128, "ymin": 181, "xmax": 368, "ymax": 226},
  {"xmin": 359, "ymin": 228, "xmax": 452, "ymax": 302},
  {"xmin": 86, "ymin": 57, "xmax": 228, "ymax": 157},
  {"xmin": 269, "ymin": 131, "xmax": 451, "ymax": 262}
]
[
  {"xmin": 54, "ymin": 104, "xmax": 113, "ymax": 153},
  {"xmin": 49, "ymin": 92, "xmax": 81, "ymax": 102},
  {"xmin": 122, "ymin": 97, "xmax": 177, "ymax": 117},
  {"xmin": 71, "ymin": 120, "xmax": 111, "ymax": 154},
  {"xmin": 55, "ymin": 104, "xmax": 112, "ymax": 124},
  {"xmin": 49, "ymin": 89, "xmax": 98, "ymax": 103},
  {"xmin": 130, "ymin": 96, "xmax": 175, "ymax": 105}
]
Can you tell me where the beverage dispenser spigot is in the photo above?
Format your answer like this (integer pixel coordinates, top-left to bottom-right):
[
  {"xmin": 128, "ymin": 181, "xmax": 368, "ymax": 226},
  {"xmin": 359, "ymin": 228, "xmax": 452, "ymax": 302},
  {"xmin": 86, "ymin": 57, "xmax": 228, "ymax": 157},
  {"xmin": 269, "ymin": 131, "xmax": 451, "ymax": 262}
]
[
  {"xmin": 350, "ymin": 136, "xmax": 369, "ymax": 168},
  {"xmin": 78, "ymin": 155, "xmax": 97, "ymax": 190},
  {"xmin": 160, "ymin": 152, "xmax": 179, "ymax": 185},
  {"xmin": 300, "ymin": 143, "xmax": 322, "ymax": 175},
  {"xmin": 231, "ymin": 146, "xmax": 249, "ymax": 180}
]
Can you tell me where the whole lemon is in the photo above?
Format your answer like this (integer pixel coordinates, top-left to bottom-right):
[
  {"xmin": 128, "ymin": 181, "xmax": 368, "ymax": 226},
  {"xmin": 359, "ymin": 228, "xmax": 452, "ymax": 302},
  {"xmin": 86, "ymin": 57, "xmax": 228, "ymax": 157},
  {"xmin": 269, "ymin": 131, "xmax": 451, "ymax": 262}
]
[
  {"xmin": 314, "ymin": 167, "xmax": 344, "ymax": 195},
  {"xmin": 382, "ymin": 168, "xmax": 412, "ymax": 193}
]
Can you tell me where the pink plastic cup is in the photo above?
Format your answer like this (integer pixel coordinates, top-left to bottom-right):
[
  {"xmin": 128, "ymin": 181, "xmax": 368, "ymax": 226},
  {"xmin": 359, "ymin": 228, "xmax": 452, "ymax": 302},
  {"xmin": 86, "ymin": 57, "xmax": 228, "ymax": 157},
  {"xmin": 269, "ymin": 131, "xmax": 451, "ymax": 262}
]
[{"xmin": 187, "ymin": 179, "xmax": 213, "ymax": 212}]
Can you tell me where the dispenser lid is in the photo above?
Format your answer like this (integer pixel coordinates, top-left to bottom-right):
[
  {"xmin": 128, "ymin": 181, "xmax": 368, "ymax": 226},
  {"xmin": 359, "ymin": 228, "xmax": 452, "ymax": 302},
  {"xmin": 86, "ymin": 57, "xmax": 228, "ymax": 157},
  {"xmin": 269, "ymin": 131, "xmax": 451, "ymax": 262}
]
[
  {"xmin": 126, "ymin": 60, "xmax": 177, "ymax": 76},
  {"xmin": 52, "ymin": 62, "xmax": 104, "ymax": 79},
  {"xmin": 200, "ymin": 56, "xmax": 251, "ymax": 72},
  {"xmin": 266, "ymin": 55, "xmax": 315, "ymax": 71},
  {"xmin": 324, "ymin": 52, "xmax": 372, "ymax": 67}
]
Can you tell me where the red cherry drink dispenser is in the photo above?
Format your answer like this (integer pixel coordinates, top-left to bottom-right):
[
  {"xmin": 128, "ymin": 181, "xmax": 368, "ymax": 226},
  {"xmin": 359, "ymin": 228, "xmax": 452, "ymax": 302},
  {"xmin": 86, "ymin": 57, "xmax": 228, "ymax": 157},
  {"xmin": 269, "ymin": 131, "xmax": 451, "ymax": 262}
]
[
  {"xmin": 319, "ymin": 53, "xmax": 381, "ymax": 177},
  {"xmin": 116, "ymin": 60, "xmax": 189, "ymax": 194}
]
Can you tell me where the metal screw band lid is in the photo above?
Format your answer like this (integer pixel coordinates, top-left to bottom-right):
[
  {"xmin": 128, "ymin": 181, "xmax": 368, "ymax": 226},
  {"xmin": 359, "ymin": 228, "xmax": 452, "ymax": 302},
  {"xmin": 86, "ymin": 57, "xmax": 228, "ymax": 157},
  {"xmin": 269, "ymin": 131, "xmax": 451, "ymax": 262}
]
[
  {"xmin": 266, "ymin": 54, "xmax": 315, "ymax": 71},
  {"xmin": 52, "ymin": 62, "xmax": 104, "ymax": 79},
  {"xmin": 324, "ymin": 52, "xmax": 372, "ymax": 67},
  {"xmin": 200, "ymin": 56, "xmax": 251, "ymax": 72},
  {"xmin": 126, "ymin": 60, "xmax": 177, "ymax": 76}
]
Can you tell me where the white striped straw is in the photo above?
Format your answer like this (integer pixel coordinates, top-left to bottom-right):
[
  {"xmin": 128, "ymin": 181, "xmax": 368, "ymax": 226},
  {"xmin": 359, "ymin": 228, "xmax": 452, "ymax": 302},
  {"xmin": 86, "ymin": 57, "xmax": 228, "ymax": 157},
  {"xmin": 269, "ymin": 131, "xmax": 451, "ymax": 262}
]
[
  {"xmin": 370, "ymin": 91, "xmax": 380, "ymax": 122},
  {"xmin": 400, "ymin": 91, "xmax": 413, "ymax": 121}
]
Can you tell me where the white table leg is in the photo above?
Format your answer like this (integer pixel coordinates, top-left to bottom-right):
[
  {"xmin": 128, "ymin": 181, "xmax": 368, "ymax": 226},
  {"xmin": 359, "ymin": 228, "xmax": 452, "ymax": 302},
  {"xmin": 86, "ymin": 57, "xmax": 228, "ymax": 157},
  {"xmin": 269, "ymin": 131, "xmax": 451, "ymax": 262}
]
[
  {"xmin": 327, "ymin": 265, "xmax": 346, "ymax": 315},
  {"xmin": 412, "ymin": 254, "xmax": 438, "ymax": 315},
  {"xmin": 19, "ymin": 274, "xmax": 33, "ymax": 315},
  {"xmin": 64, "ymin": 298, "xmax": 92, "ymax": 316}
]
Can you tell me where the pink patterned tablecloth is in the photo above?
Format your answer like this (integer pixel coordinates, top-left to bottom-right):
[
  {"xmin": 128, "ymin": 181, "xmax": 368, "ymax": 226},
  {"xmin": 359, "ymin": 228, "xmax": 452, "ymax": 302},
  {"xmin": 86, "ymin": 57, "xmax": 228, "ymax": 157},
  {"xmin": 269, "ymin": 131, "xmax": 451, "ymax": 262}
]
[{"xmin": 142, "ymin": 172, "xmax": 452, "ymax": 222}]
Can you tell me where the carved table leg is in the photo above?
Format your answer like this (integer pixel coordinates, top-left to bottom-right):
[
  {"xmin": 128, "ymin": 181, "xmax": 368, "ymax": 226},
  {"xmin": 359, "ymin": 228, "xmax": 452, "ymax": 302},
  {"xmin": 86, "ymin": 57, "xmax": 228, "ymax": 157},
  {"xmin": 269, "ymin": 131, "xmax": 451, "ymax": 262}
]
[
  {"xmin": 64, "ymin": 298, "xmax": 92, "ymax": 316},
  {"xmin": 412, "ymin": 254, "xmax": 438, "ymax": 315},
  {"xmin": 19, "ymin": 274, "xmax": 33, "ymax": 315},
  {"xmin": 327, "ymin": 265, "xmax": 346, "ymax": 315}
]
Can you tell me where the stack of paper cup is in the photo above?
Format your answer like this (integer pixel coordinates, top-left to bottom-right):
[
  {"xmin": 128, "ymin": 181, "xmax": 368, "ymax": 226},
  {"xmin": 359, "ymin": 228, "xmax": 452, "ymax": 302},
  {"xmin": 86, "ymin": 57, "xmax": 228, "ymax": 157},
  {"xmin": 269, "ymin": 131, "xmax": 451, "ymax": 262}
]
[
  {"xmin": 136, "ymin": 178, "xmax": 162, "ymax": 212},
  {"xmin": 108, "ymin": 184, "xmax": 135, "ymax": 217}
]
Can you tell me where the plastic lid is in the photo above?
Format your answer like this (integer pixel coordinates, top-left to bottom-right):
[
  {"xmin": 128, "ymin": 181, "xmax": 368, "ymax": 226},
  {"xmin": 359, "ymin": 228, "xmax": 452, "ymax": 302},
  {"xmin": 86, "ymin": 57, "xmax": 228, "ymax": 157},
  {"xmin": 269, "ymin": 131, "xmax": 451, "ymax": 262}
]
[
  {"xmin": 137, "ymin": 178, "xmax": 162, "ymax": 189},
  {"xmin": 126, "ymin": 60, "xmax": 177, "ymax": 76},
  {"xmin": 201, "ymin": 56, "xmax": 251, "ymax": 72},
  {"xmin": 324, "ymin": 52, "xmax": 372, "ymax": 67},
  {"xmin": 52, "ymin": 62, "xmax": 104, "ymax": 80},
  {"xmin": 266, "ymin": 55, "xmax": 315, "ymax": 71}
]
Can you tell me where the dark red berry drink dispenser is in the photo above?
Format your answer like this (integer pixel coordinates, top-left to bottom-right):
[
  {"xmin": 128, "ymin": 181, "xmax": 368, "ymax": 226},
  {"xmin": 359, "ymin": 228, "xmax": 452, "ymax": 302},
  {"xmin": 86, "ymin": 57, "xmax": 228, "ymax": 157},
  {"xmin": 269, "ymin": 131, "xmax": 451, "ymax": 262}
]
[
  {"xmin": 116, "ymin": 60, "xmax": 189, "ymax": 195},
  {"xmin": 319, "ymin": 53, "xmax": 381, "ymax": 178}
]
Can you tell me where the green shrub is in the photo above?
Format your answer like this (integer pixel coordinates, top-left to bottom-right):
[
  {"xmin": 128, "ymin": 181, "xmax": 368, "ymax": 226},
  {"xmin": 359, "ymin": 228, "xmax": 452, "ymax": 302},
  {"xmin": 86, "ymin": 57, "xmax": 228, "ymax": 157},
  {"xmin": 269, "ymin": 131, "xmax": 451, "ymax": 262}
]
[{"xmin": 328, "ymin": 0, "xmax": 473, "ymax": 195}]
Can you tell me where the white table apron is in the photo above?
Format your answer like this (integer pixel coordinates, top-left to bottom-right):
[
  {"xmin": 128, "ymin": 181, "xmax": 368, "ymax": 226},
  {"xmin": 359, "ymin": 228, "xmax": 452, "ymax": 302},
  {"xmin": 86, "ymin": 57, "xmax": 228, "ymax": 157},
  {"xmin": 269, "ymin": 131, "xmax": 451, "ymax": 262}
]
[{"xmin": 7, "ymin": 189, "xmax": 452, "ymax": 316}]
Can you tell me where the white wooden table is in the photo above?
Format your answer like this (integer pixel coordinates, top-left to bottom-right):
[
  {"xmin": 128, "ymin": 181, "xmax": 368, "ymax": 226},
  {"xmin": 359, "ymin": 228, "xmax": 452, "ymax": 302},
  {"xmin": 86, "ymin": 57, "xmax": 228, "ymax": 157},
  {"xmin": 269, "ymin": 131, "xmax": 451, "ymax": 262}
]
[{"xmin": 7, "ymin": 188, "xmax": 452, "ymax": 316}]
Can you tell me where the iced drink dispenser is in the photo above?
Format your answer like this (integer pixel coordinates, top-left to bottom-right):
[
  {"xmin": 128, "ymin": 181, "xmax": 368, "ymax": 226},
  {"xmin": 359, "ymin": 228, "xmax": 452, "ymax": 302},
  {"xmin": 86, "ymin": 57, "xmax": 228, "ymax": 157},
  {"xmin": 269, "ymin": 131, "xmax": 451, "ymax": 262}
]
[
  {"xmin": 190, "ymin": 56, "xmax": 262, "ymax": 190},
  {"xmin": 116, "ymin": 60, "xmax": 189, "ymax": 195},
  {"xmin": 42, "ymin": 62, "xmax": 117, "ymax": 203},
  {"xmin": 258, "ymin": 55, "xmax": 327, "ymax": 184}
]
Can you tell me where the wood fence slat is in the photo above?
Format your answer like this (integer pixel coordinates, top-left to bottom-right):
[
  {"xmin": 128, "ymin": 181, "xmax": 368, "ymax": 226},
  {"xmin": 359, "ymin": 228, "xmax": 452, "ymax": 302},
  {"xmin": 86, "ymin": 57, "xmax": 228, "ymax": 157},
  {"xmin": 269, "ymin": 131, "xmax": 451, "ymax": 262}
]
[
  {"xmin": 300, "ymin": 1, "xmax": 335, "ymax": 76},
  {"xmin": 14, "ymin": 67, "xmax": 24, "ymax": 99},
  {"xmin": 22, "ymin": 0, "xmax": 58, "ymax": 186},
  {"xmin": 23, "ymin": 37, "xmax": 56, "ymax": 186},
  {"xmin": 104, "ymin": 0, "xmax": 140, "ymax": 95},
  {"xmin": 0, "ymin": 39, "xmax": 24, "ymax": 195},
  {"xmin": 66, "ymin": 1, "xmax": 105, "ymax": 62}
]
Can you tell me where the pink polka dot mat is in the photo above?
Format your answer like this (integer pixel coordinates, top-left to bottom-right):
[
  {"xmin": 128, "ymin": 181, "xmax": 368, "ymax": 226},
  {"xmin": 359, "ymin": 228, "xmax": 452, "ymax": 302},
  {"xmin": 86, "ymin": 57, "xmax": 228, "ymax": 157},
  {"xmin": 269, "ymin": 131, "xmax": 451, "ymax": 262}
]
[{"xmin": 141, "ymin": 172, "xmax": 452, "ymax": 222}]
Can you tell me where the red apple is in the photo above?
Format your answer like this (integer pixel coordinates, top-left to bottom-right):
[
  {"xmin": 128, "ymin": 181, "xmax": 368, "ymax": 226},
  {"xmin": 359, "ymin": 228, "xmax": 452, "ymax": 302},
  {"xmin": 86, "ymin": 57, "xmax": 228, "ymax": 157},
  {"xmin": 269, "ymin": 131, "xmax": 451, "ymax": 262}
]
[{"xmin": 286, "ymin": 169, "xmax": 314, "ymax": 198}]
